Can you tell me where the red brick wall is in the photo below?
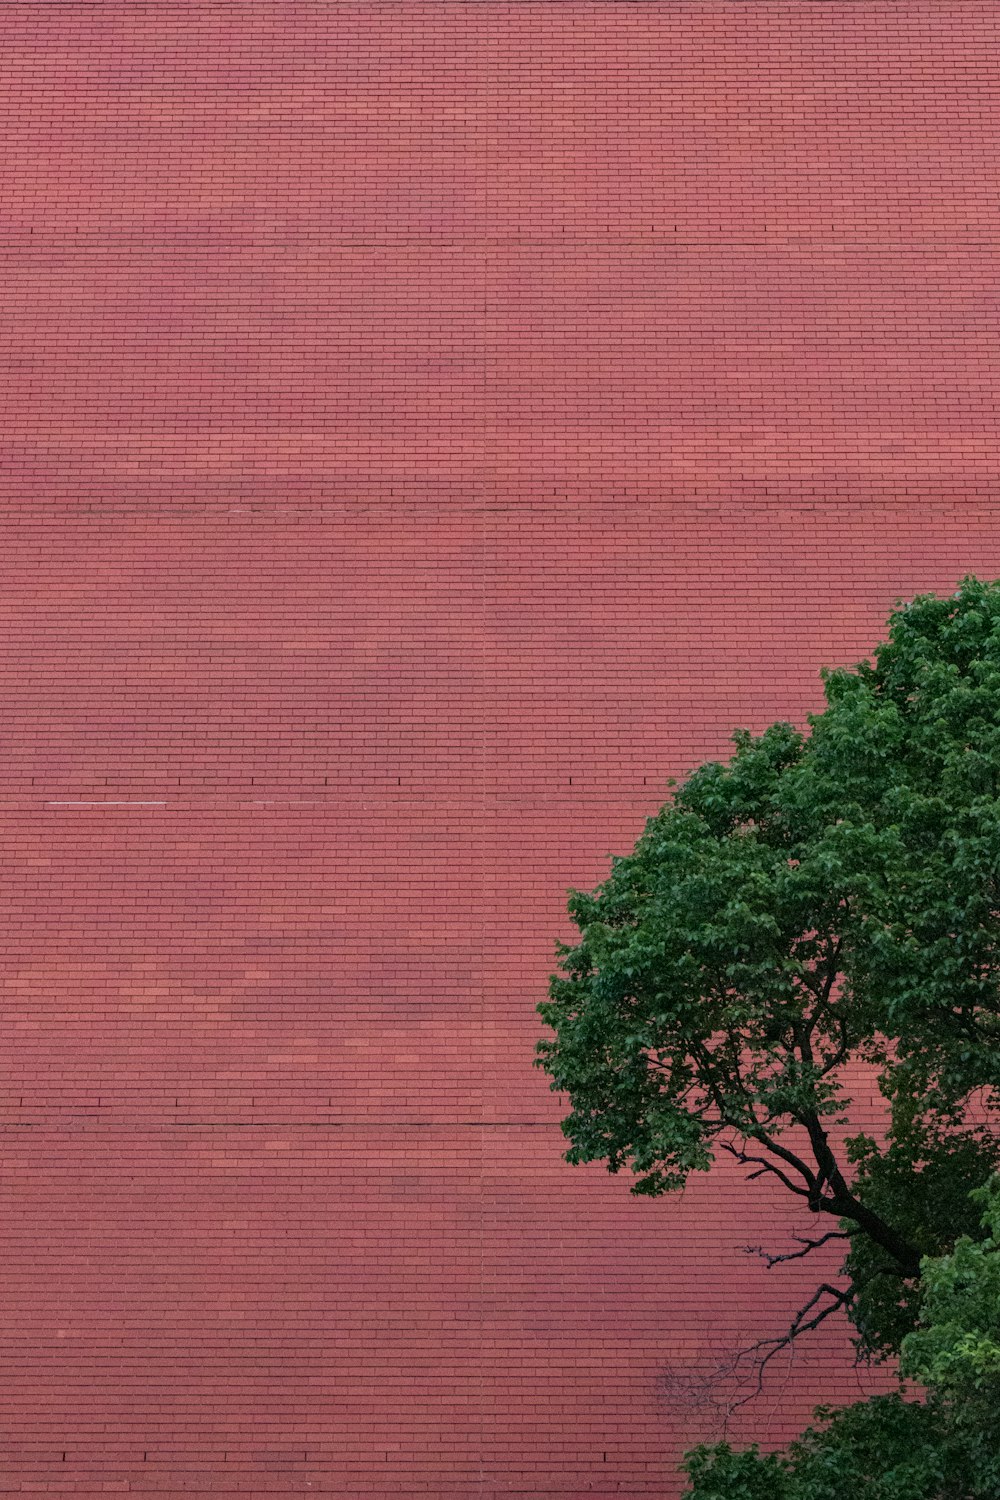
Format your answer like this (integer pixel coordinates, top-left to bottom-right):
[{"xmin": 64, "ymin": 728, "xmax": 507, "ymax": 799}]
[{"xmin": 2, "ymin": 4, "xmax": 1000, "ymax": 1496}]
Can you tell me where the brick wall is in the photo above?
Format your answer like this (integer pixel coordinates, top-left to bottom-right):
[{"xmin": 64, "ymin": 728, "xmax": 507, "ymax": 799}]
[{"xmin": 2, "ymin": 4, "xmax": 1000, "ymax": 1495}]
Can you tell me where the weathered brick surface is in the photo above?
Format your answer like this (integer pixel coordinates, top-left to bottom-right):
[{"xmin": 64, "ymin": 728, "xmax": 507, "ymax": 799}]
[{"xmin": 2, "ymin": 3, "xmax": 1000, "ymax": 1495}]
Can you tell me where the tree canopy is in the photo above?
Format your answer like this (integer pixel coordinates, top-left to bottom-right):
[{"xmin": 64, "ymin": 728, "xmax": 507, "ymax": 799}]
[{"xmin": 537, "ymin": 577, "xmax": 1000, "ymax": 1364}]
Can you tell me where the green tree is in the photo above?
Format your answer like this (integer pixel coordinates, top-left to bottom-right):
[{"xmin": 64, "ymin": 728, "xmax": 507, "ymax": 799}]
[
  {"xmin": 681, "ymin": 1178, "xmax": 1000, "ymax": 1498},
  {"xmin": 536, "ymin": 578, "xmax": 1000, "ymax": 1362}
]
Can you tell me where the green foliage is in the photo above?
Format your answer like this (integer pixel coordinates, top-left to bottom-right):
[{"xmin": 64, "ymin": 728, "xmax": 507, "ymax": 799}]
[
  {"xmin": 682, "ymin": 1441, "xmax": 792, "ymax": 1499},
  {"xmin": 681, "ymin": 1181, "xmax": 1000, "ymax": 1499},
  {"xmin": 682, "ymin": 1397, "xmax": 956, "ymax": 1500},
  {"xmin": 537, "ymin": 578, "xmax": 1000, "ymax": 1353},
  {"xmin": 899, "ymin": 1177, "xmax": 1000, "ymax": 1495},
  {"xmin": 844, "ymin": 1116, "xmax": 999, "ymax": 1360}
]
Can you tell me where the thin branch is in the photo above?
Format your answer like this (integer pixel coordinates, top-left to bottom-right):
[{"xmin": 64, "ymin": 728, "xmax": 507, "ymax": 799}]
[
  {"xmin": 688, "ymin": 1042, "xmax": 731, "ymax": 1111},
  {"xmin": 818, "ymin": 1008, "xmax": 851, "ymax": 1076},
  {"xmin": 718, "ymin": 1140, "xmax": 813, "ymax": 1199},
  {"xmin": 744, "ymin": 1126, "xmax": 820, "ymax": 1194},
  {"xmin": 799, "ymin": 934, "xmax": 850, "ymax": 1073},
  {"xmin": 798, "ymin": 932, "xmax": 844, "ymax": 1012},
  {"xmin": 728, "ymin": 1282, "xmax": 854, "ymax": 1409},
  {"xmin": 818, "ymin": 933, "xmax": 844, "ymax": 1007},
  {"xmin": 741, "ymin": 1230, "xmax": 851, "ymax": 1268}
]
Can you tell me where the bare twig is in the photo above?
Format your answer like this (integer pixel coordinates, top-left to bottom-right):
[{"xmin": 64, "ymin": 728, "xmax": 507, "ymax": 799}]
[
  {"xmin": 726, "ymin": 1281, "xmax": 854, "ymax": 1411},
  {"xmin": 658, "ymin": 1279, "xmax": 858, "ymax": 1435},
  {"xmin": 741, "ymin": 1230, "xmax": 851, "ymax": 1268}
]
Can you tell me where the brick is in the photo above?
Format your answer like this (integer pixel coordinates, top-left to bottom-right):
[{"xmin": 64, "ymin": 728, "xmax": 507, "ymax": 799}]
[{"xmin": 1, "ymin": 3, "xmax": 999, "ymax": 1497}]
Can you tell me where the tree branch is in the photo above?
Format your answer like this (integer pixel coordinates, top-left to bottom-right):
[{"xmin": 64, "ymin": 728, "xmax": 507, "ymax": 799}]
[
  {"xmin": 741, "ymin": 1230, "xmax": 851, "ymax": 1268},
  {"xmin": 796, "ymin": 1109, "xmax": 922, "ymax": 1276},
  {"xmin": 744, "ymin": 1124, "xmax": 821, "ymax": 1195},
  {"xmin": 728, "ymin": 1281, "xmax": 854, "ymax": 1410},
  {"xmin": 719, "ymin": 1139, "xmax": 813, "ymax": 1200},
  {"xmin": 818, "ymin": 1007, "xmax": 851, "ymax": 1075}
]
